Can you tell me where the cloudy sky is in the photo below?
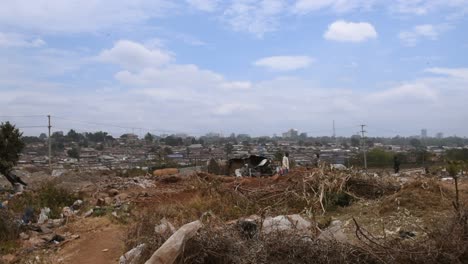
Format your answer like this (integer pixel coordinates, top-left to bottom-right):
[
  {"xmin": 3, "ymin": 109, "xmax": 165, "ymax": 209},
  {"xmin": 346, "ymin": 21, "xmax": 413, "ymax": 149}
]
[{"xmin": 1, "ymin": 0, "xmax": 467, "ymax": 137}]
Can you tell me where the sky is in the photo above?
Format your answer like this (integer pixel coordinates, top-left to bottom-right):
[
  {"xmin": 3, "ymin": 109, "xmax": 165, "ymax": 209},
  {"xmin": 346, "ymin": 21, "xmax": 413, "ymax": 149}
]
[{"xmin": 0, "ymin": 0, "xmax": 468, "ymax": 138}]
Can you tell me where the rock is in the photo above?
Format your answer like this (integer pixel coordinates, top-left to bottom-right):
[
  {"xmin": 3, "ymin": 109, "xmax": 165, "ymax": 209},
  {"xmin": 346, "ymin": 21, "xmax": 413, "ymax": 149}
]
[
  {"xmin": 262, "ymin": 216, "xmax": 293, "ymax": 234},
  {"xmin": 145, "ymin": 220, "xmax": 203, "ymax": 264},
  {"xmin": 97, "ymin": 192, "xmax": 110, "ymax": 199},
  {"xmin": 40, "ymin": 226, "xmax": 52, "ymax": 234},
  {"xmin": 26, "ymin": 236, "xmax": 45, "ymax": 247},
  {"xmin": 116, "ymin": 193, "xmax": 129, "ymax": 201},
  {"xmin": 104, "ymin": 197, "xmax": 113, "ymax": 206},
  {"xmin": 119, "ymin": 243, "xmax": 146, "ymax": 264},
  {"xmin": 37, "ymin": 207, "xmax": 51, "ymax": 224},
  {"xmin": 19, "ymin": 232, "xmax": 30, "ymax": 240},
  {"xmin": 72, "ymin": 200, "xmax": 83, "ymax": 210},
  {"xmin": 102, "ymin": 249, "xmax": 109, "ymax": 252},
  {"xmin": 84, "ymin": 209, "xmax": 94, "ymax": 217},
  {"xmin": 287, "ymin": 214, "xmax": 312, "ymax": 231},
  {"xmin": 154, "ymin": 218, "xmax": 176, "ymax": 235},
  {"xmin": 51, "ymin": 169, "xmax": 66, "ymax": 177},
  {"xmin": 108, "ymin": 189, "xmax": 119, "ymax": 197},
  {"xmin": 318, "ymin": 220, "xmax": 348, "ymax": 243}
]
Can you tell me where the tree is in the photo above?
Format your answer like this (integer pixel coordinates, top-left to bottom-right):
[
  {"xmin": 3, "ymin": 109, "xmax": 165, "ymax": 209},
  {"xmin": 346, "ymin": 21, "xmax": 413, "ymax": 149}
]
[
  {"xmin": 67, "ymin": 147, "xmax": 80, "ymax": 160},
  {"xmin": 144, "ymin": 133, "xmax": 154, "ymax": 143},
  {"xmin": 350, "ymin": 135, "xmax": 360, "ymax": 147},
  {"xmin": 410, "ymin": 138, "xmax": 422, "ymax": 148},
  {"xmin": 39, "ymin": 133, "xmax": 47, "ymax": 140},
  {"xmin": 0, "ymin": 122, "xmax": 26, "ymax": 186},
  {"xmin": 224, "ymin": 143, "xmax": 233, "ymax": 158}
]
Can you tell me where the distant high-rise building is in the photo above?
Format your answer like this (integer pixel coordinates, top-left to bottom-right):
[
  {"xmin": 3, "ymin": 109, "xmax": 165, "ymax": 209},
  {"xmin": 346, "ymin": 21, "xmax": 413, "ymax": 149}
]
[
  {"xmin": 421, "ymin": 129, "xmax": 428, "ymax": 139},
  {"xmin": 436, "ymin": 132, "xmax": 444, "ymax": 139},
  {"xmin": 282, "ymin": 129, "xmax": 299, "ymax": 139}
]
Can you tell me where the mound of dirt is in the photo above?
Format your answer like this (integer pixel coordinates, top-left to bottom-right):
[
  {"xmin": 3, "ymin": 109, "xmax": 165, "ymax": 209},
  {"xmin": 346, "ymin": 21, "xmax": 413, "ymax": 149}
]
[{"xmin": 379, "ymin": 179, "xmax": 452, "ymax": 215}]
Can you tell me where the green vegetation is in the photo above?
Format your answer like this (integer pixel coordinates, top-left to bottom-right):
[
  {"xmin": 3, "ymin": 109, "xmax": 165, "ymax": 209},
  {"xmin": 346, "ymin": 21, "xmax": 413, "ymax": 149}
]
[
  {"xmin": 9, "ymin": 181, "xmax": 80, "ymax": 219},
  {"xmin": 0, "ymin": 122, "xmax": 25, "ymax": 176}
]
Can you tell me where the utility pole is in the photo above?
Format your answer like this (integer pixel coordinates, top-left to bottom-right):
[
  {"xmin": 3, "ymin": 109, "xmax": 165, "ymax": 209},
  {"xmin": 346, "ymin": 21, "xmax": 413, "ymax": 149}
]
[
  {"xmin": 47, "ymin": 115, "xmax": 52, "ymax": 170},
  {"xmin": 360, "ymin": 124, "xmax": 367, "ymax": 171},
  {"xmin": 332, "ymin": 120, "xmax": 337, "ymax": 146}
]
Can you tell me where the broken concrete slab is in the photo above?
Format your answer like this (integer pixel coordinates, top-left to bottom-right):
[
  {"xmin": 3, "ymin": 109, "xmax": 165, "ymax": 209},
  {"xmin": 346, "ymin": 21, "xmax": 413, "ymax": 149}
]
[
  {"xmin": 119, "ymin": 243, "xmax": 146, "ymax": 264},
  {"xmin": 145, "ymin": 220, "xmax": 203, "ymax": 264}
]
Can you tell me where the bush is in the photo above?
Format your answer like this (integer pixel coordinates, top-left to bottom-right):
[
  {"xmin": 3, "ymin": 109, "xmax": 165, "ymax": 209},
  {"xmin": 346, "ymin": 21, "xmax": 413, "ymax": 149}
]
[
  {"xmin": 9, "ymin": 181, "xmax": 80, "ymax": 219},
  {"xmin": 0, "ymin": 210, "xmax": 21, "ymax": 254}
]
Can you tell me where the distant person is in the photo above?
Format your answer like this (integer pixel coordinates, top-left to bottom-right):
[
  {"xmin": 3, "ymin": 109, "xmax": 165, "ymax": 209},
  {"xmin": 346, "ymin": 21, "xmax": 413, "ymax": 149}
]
[
  {"xmin": 314, "ymin": 153, "xmax": 320, "ymax": 167},
  {"xmin": 282, "ymin": 152, "xmax": 290, "ymax": 175},
  {"xmin": 394, "ymin": 156, "xmax": 400, "ymax": 174}
]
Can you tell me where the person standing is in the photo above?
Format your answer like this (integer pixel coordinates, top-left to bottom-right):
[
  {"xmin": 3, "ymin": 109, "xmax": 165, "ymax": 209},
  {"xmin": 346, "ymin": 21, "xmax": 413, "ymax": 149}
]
[
  {"xmin": 282, "ymin": 152, "xmax": 290, "ymax": 175},
  {"xmin": 393, "ymin": 155, "xmax": 400, "ymax": 174}
]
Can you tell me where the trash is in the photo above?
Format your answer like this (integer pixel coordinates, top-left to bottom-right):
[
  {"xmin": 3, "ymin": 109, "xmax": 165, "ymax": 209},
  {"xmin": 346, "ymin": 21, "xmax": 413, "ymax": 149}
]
[
  {"xmin": 331, "ymin": 164, "xmax": 347, "ymax": 171},
  {"xmin": 84, "ymin": 209, "xmax": 94, "ymax": 217},
  {"xmin": 62, "ymin": 207, "xmax": 74, "ymax": 218},
  {"xmin": 145, "ymin": 220, "xmax": 203, "ymax": 264},
  {"xmin": 51, "ymin": 169, "xmax": 66, "ymax": 177},
  {"xmin": 119, "ymin": 243, "xmax": 146, "ymax": 264},
  {"xmin": 72, "ymin": 199, "xmax": 83, "ymax": 210},
  {"xmin": 286, "ymin": 214, "xmax": 312, "ymax": 230},
  {"xmin": 50, "ymin": 234, "xmax": 65, "ymax": 244},
  {"xmin": 102, "ymin": 248, "xmax": 109, "ymax": 252},
  {"xmin": 37, "ymin": 207, "xmax": 51, "ymax": 224},
  {"xmin": 399, "ymin": 230, "xmax": 416, "ymax": 239},
  {"xmin": 48, "ymin": 218, "xmax": 65, "ymax": 228},
  {"xmin": 154, "ymin": 218, "xmax": 176, "ymax": 234}
]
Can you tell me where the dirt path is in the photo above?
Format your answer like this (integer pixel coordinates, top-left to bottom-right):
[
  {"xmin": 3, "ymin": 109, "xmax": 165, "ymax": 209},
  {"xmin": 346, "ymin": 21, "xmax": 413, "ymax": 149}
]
[{"xmin": 55, "ymin": 218, "xmax": 125, "ymax": 264}]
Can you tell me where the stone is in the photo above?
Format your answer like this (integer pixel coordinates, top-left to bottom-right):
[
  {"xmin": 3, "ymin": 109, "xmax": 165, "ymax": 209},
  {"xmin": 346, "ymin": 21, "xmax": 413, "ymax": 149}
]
[
  {"xmin": 262, "ymin": 216, "xmax": 293, "ymax": 234},
  {"xmin": 40, "ymin": 226, "xmax": 52, "ymax": 234},
  {"xmin": 104, "ymin": 197, "xmax": 113, "ymax": 206},
  {"xmin": 108, "ymin": 189, "xmax": 119, "ymax": 197},
  {"xmin": 119, "ymin": 244, "xmax": 146, "ymax": 264},
  {"xmin": 145, "ymin": 220, "xmax": 202, "ymax": 264},
  {"xmin": 318, "ymin": 220, "xmax": 348, "ymax": 243}
]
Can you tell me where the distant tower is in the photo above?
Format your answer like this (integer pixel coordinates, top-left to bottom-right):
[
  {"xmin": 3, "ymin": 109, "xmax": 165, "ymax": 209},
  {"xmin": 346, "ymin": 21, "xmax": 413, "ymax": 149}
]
[
  {"xmin": 421, "ymin": 129, "xmax": 428, "ymax": 139},
  {"xmin": 436, "ymin": 132, "xmax": 444, "ymax": 139}
]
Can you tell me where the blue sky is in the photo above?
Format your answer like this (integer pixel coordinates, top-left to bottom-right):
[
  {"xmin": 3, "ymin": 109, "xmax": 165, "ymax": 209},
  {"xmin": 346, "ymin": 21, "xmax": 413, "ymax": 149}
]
[{"xmin": 0, "ymin": 0, "xmax": 467, "ymax": 137}]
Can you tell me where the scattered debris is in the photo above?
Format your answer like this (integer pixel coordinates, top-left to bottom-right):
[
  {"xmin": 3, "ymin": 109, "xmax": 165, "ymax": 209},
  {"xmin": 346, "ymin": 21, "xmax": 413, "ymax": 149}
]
[{"xmin": 119, "ymin": 243, "xmax": 146, "ymax": 264}]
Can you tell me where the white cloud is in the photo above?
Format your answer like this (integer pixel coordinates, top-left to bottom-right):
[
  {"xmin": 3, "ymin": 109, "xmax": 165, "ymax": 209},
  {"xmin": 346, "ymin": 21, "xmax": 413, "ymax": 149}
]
[
  {"xmin": 0, "ymin": 0, "xmax": 174, "ymax": 33},
  {"xmin": 214, "ymin": 103, "xmax": 259, "ymax": 115},
  {"xmin": 187, "ymin": 0, "xmax": 219, "ymax": 12},
  {"xmin": 399, "ymin": 24, "xmax": 441, "ymax": 46},
  {"xmin": 221, "ymin": 81, "xmax": 252, "ymax": 90},
  {"xmin": 254, "ymin": 56, "xmax": 313, "ymax": 71},
  {"xmin": 392, "ymin": 0, "xmax": 468, "ymax": 15},
  {"xmin": 324, "ymin": 20, "xmax": 377, "ymax": 42},
  {"xmin": 0, "ymin": 32, "xmax": 45, "ymax": 48},
  {"xmin": 426, "ymin": 67, "xmax": 468, "ymax": 79},
  {"xmin": 292, "ymin": 0, "xmax": 376, "ymax": 14},
  {"xmin": 223, "ymin": 0, "xmax": 286, "ymax": 37},
  {"xmin": 98, "ymin": 40, "xmax": 172, "ymax": 71}
]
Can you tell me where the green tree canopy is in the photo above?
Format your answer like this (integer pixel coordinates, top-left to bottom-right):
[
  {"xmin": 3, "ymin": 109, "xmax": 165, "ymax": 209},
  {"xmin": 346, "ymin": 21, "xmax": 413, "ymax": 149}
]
[{"xmin": 0, "ymin": 122, "xmax": 25, "ymax": 174}]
